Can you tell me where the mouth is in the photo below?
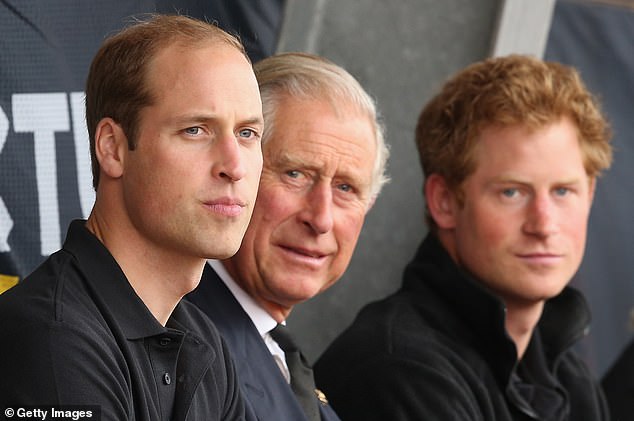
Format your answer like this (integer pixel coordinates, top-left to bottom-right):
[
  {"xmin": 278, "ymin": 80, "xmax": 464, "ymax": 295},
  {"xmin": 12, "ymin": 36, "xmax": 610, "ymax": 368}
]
[
  {"xmin": 203, "ymin": 198, "xmax": 245, "ymax": 217},
  {"xmin": 516, "ymin": 252, "xmax": 563, "ymax": 265},
  {"xmin": 279, "ymin": 245, "xmax": 329, "ymax": 265}
]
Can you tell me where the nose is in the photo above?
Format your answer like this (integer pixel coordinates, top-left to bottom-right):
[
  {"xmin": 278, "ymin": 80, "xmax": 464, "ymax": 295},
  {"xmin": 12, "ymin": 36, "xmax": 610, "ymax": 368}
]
[
  {"xmin": 211, "ymin": 132, "xmax": 247, "ymax": 181},
  {"xmin": 301, "ymin": 182, "xmax": 334, "ymax": 235},
  {"xmin": 523, "ymin": 193, "xmax": 558, "ymax": 238}
]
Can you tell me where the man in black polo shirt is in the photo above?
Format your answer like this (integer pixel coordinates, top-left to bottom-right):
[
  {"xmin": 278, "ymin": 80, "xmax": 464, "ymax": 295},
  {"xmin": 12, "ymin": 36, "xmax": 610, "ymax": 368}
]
[
  {"xmin": 315, "ymin": 55, "xmax": 612, "ymax": 420},
  {"xmin": 0, "ymin": 14, "xmax": 263, "ymax": 420}
]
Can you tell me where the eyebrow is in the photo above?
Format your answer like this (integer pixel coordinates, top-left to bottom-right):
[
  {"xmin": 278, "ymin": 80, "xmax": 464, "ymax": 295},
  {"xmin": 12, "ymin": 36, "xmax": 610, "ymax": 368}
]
[
  {"xmin": 271, "ymin": 153, "xmax": 312, "ymax": 171},
  {"xmin": 172, "ymin": 114, "xmax": 264, "ymax": 127},
  {"xmin": 240, "ymin": 116, "xmax": 265, "ymax": 126},
  {"xmin": 273, "ymin": 151, "xmax": 372, "ymax": 186},
  {"xmin": 489, "ymin": 176, "xmax": 584, "ymax": 186}
]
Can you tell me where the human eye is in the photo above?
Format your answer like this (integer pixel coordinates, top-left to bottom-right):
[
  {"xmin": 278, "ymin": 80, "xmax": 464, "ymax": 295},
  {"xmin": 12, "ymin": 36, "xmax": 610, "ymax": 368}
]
[
  {"xmin": 553, "ymin": 186, "xmax": 570, "ymax": 197},
  {"xmin": 237, "ymin": 128, "xmax": 260, "ymax": 141},
  {"xmin": 496, "ymin": 186, "xmax": 528, "ymax": 204},
  {"xmin": 285, "ymin": 169, "xmax": 302, "ymax": 179},
  {"xmin": 501, "ymin": 188, "xmax": 519, "ymax": 198},
  {"xmin": 183, "ymin": 126, "xmax": 203, "ymax": 136},
  {"xmin": 282, "ymin": 169, "xmax": 311, "ymax": 189},
  {"xmin": 336, "ymin": 181, "xmax": 361, "ymax": 195},
  {"xmin": 334, "ymin": 179, "xmax": 369, "ymax": 205},
  {"xmin": 337, "ymin": 183, "xmax": 352, "ymax": 193}
]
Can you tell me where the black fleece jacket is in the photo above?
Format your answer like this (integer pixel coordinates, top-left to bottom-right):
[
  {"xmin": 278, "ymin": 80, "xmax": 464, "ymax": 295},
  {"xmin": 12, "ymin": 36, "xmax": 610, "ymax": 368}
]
[{"xmin": 315, "ymin": 234, "xmax": 609, "ymax": 421}]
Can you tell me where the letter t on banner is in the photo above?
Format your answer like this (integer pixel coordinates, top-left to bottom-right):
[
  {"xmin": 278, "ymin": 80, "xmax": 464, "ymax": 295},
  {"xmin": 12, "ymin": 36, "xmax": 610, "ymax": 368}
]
[{"xmin": 12, "ymin": 93, "xmax": 69, "ymax": 256}]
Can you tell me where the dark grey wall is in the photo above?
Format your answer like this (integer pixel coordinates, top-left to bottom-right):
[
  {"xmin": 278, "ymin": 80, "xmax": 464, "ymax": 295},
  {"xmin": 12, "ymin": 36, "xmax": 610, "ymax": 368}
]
[
  {"xmin": 544, "ymin": 0, "xmax": 634, "ymax": 377},
  {"xmin": 281, "ymin": 0, "xmax": 502, "ymax": 363}
]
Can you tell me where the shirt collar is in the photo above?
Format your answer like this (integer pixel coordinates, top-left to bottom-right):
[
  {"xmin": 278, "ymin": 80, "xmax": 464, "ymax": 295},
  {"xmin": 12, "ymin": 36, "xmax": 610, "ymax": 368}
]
[
  {"xmin": 404, "ymin": 233, "xmax": 591, "ymax": 388},
  {"xmin": 208, "ymin": 259, "xmax": 279, "ymax": 336},
  {"xmin": 63, "ymin": 219, "xmax": 168, "ymax": 340}
]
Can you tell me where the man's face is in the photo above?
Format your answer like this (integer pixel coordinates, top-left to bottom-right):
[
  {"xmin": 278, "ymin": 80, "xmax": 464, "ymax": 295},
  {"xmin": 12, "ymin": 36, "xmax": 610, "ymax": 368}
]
[
  {"xmin": 445, "ymin": 117, "xmax": 595, "ymax": 309},
  {"xmin": 225, "ymin": 97, "xmax": 376, "ymax": 319},
  {"xmin": 121, "ymin": 42, "xmax": 263, "ymax": 260}
]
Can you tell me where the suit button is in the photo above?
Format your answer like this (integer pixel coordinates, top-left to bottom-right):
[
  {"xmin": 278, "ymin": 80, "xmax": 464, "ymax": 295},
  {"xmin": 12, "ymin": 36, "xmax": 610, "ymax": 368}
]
[{"xmin": 163, "ymin": 372, "xmax": 171, "ymax": 385}]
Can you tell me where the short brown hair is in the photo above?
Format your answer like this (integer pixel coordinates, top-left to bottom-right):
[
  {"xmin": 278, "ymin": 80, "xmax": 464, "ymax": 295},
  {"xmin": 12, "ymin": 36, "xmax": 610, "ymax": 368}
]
[
  {"xmin": 85, "ymin": 14, "xmax": 247, "ymax": 188},
  {"xmin": 416, "ymin": 54, "xmax": 612, "ymax": 230}
]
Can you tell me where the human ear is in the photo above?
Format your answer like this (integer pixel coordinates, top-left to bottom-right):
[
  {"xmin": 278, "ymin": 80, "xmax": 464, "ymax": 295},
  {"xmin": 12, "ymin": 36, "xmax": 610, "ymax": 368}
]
[
  {"xmin": 424, "ymin": 173, "xmax": 458, "ymax": 229},
  {"xmin": 94, "ymin": 118, "xmax": 127, "ymax": 180}
]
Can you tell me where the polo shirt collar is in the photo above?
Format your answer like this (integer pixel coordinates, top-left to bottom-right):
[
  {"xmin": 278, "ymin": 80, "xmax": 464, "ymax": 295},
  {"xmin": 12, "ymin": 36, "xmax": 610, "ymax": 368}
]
[{"xmin": 62, "ymin": 219, "xmax": 166, "ymax": 340}]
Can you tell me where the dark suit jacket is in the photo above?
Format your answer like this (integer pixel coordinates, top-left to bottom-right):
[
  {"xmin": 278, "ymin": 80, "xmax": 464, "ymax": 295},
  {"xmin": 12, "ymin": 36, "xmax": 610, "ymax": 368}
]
[{"xmin": 186, "ymin": 262, "xmax": 340, "ymax": 421}]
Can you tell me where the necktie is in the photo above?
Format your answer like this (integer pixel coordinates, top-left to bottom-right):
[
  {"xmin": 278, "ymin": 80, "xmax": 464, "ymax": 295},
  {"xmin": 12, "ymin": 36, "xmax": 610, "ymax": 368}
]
[{"xmin": 270, "ymin": 324, "xmax": 320, "ymax": 421}]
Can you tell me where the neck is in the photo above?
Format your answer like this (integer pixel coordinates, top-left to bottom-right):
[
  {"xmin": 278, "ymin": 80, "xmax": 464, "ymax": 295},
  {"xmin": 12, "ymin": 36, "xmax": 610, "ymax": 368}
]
[
  {"xmin": 504, "ymin": 300, "xmax": 544, "ymax": 359},
  {"xmin": 222, "ymin": 258, "xmax": 293, "ymax": 324},
  {"xmin": 436, "ymin": 231, "xmax": 544, "ymax": 359},
  {"xmin": 87, "ymin": 205, "xmax": 204, "ymax": 326},
  {"xmin": 262, "ymin": 301, "xmax": 292, "ymax": 324}
]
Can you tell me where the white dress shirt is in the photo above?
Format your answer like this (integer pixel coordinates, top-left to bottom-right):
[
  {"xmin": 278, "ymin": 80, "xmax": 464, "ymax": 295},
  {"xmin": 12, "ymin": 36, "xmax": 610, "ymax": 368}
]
[{"xmin": 208, "ymin": 259, "xmax": 291, "ymax": 383}]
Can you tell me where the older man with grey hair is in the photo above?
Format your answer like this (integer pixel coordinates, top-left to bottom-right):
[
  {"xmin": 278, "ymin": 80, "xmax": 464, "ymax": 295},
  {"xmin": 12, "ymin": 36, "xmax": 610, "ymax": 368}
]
[{"xmin": 187, "ymin": 52, "xmax": 389, "ymax": 421}]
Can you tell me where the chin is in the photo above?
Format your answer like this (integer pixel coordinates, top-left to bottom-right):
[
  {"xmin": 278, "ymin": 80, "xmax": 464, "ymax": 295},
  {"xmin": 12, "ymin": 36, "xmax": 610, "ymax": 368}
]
[
  {"xmin": 218, "ymin": 248, "xmax": 240, "ymax": 260},
  {"xmin": 204, "ymin": 243, "xmax": 241, "ymax": 260},
  {"xmin": 279, "ymin": 281, "xmax": 324, "ymax": 303},
  {"xmin": 524, "ymin": 286, "xmax": 568, "ymax": 303}
]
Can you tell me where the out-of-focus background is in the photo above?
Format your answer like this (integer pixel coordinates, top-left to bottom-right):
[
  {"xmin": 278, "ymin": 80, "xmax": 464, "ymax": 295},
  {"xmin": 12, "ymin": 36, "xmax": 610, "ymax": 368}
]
[{"xmin": 1, "ymin": 0, "xmax": 632, "ymax": 378}]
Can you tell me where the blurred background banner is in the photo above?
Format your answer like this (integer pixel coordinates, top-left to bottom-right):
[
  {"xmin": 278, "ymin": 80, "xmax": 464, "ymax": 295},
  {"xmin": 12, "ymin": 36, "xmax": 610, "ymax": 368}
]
[{"xmin": 1, "ymin": 0, "xmax": 631, "ymax": 376}]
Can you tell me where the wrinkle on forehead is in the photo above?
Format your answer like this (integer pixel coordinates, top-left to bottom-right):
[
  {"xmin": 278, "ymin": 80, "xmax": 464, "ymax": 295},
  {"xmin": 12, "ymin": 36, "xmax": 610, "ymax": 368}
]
[
  {"xmin": 264, "ymin": 96, "xmax": 377, "ymax": 192},
  {"xmin": 267, "ymin": 129, "xmax": 374, "ymax": 181}
]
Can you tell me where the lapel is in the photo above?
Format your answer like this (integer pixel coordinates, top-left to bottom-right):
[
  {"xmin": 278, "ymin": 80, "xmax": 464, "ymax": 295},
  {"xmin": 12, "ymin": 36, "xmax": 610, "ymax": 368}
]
[
  {"xmin": 187, "ymin": 263, "xmax": 308, "ymax": 420},
  {"xmin": 320, "ymin": 403, "xmax": 341, "ymax": 421}
]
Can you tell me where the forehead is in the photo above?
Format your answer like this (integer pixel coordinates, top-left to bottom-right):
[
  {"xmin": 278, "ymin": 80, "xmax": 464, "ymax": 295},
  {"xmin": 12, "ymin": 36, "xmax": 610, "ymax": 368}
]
[
  {"xmin": 265, "ymin": 97, "xmax": 376, "ymax": 179},
  {"xmin": 139, "ymin": 42, "xmax": 261, "ymax": 125},
  {"xmin": 146, "ymin": 41, "xmax": 255, "ymax": 97},
  {"xmin": 470, "ymin": 118, "xmax": 586, "ymax": 178}
]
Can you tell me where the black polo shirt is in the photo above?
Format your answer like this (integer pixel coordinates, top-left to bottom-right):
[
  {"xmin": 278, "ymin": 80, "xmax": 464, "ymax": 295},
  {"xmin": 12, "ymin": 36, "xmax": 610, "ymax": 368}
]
[{"xmin": 0, "ymin": 220, "xmax": 245, "ymax": 420}]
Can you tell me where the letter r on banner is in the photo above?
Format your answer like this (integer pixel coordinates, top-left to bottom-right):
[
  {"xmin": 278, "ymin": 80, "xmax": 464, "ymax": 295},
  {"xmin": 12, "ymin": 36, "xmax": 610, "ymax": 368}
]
[{"xmin": 0, "ymin": 105, "xmax": 13, "ymax": 252}]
